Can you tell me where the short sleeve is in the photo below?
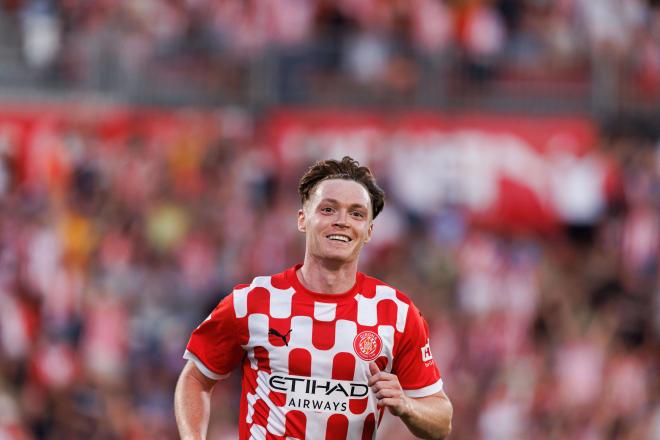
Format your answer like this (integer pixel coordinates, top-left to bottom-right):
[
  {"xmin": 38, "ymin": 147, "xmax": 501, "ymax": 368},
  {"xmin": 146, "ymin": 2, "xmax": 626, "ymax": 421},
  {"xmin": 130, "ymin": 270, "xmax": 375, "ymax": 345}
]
[
  {"xmin": 391, "ymin": 304, "xmax": 443, "ymax": 398},
  {"xmin": 184, "ymin": 293, "xmax": 245, "ymax": 380}
]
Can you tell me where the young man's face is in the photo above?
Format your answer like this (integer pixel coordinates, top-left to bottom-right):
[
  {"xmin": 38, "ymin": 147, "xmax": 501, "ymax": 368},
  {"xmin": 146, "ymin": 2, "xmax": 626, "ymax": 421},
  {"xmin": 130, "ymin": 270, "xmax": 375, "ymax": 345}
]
[{"xmin": 298, "ymin": 179, "xmax": 374, "ymax": 265}]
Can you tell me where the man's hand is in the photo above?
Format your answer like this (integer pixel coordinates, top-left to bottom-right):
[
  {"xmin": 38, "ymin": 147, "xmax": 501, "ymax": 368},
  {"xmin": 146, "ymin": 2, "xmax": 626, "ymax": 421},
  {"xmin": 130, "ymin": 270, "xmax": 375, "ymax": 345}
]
[
  {"xmin": 367, "ymin": 361, "xmax": 413, "ymax": 417},
  {"xmin": 367, "ymin": 362, "xmax": 453, "ymax": 440}
]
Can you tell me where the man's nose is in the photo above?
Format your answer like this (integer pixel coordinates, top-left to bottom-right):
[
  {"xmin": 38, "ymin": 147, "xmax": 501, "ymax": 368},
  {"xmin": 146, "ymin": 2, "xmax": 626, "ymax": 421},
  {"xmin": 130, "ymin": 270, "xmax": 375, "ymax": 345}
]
[{"xmin": 333, "ymin": 210, "xmax": 349, "ymax": 227}]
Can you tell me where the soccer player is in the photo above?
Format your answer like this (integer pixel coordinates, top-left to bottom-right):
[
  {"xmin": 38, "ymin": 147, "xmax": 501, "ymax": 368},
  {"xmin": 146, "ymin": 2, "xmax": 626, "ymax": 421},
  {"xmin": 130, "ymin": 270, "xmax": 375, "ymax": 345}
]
[{"xmin": 174, "ymin": 156, "xmax": 453, "ymax": 439}]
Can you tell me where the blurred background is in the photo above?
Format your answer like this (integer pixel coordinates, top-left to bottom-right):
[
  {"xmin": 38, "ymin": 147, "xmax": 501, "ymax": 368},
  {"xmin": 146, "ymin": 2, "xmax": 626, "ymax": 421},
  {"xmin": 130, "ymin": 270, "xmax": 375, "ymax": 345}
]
[{"xmin": 0, "ymin": 0, "xmax": 659, "ymax": 439}]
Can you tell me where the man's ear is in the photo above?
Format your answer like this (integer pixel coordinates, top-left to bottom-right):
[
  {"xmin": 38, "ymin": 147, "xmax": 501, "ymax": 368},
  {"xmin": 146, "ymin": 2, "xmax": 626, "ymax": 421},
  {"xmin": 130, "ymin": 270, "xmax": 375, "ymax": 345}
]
[
  {"xmin": 297, "ymin": 209, "xmax": 306, "ymax": 232},
  {"xmin": 364, "ymin": 221, "xmax": 374, "ymax": 243}
]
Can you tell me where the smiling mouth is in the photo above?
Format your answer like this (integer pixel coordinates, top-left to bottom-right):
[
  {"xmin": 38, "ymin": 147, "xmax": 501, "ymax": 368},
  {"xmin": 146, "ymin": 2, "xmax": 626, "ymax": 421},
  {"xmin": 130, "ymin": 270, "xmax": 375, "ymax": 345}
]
[{"xmin": 327, "ymin": 234, "xmax": 352, "ymax": 243}]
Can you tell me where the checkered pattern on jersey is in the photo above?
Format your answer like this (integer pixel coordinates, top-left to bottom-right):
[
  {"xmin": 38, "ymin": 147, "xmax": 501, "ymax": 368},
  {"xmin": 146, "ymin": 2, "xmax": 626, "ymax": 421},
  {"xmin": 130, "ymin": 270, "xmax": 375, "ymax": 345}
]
[{"xmin": 185, "ymin": 265, "xmax": 443, "ymax": 440}]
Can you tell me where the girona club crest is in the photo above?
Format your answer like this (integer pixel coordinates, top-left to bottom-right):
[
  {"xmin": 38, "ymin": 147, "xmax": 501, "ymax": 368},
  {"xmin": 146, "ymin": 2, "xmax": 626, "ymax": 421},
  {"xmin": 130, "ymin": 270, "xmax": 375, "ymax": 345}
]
[{"xmin": 353, "ymin": 330, "xmax": 383, "ymax": 361}]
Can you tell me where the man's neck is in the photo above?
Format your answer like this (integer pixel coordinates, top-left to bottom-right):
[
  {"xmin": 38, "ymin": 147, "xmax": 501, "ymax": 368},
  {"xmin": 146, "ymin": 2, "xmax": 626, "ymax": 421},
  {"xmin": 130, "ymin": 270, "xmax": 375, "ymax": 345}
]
[{"xmin": 297, "ymin": 257, "xmax": 359, "ymax": 294}]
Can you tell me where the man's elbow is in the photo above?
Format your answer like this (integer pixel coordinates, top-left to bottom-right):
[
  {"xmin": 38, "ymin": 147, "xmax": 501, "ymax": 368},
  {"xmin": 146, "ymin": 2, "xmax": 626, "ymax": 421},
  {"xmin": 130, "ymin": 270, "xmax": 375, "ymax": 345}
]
[
  {"xmin": 427, "ymin": 419, "xmax": 451, "ymax": 440},
  {"xmin": 436, "ymin": 419, "xmax": 452, "ymax": 440},
  {"xmin": 433, "ymin": 398, "xmax": 453, "ymax": 440}
]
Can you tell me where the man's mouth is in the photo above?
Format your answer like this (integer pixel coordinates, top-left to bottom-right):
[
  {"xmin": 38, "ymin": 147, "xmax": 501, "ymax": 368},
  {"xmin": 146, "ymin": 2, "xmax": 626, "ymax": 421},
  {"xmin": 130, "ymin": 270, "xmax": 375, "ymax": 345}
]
[{"xmin": 327, "ymin": 234, "xmax": 352, "ymax": 243}]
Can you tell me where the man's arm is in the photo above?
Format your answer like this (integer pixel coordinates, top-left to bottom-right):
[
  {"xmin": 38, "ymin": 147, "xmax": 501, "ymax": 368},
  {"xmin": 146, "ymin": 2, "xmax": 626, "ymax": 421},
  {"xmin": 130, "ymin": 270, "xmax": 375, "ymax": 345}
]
[
  {"xmin": 174, "ymin": 361, "xmax": 219, "ymax": 440},
  {"xmin": 368, "ymin": 362, "xmax": 453, "ymax": 439}
]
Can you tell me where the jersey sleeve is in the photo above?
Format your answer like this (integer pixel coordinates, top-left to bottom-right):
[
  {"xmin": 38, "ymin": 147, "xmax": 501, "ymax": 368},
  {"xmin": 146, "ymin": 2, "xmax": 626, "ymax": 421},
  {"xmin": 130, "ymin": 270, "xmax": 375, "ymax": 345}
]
[
  {"xmin": 391, "ymin": 303, "xmax": 443, "ymax": 398},
  {"xmin": 184, "ymin": 293, "xmax": 245, "ymax": 380}
]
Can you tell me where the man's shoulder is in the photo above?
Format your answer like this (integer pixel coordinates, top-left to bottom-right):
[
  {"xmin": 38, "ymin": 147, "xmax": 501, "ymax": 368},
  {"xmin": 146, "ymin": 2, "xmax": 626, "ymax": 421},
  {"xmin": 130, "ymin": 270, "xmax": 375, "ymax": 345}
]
[
  {"xmin": 229, "ymin": 267, "xmax": 294, "ymax": 295},
  {"xmin": 359, "ymin": 272, "xmax": 415, "ymax": 306}
]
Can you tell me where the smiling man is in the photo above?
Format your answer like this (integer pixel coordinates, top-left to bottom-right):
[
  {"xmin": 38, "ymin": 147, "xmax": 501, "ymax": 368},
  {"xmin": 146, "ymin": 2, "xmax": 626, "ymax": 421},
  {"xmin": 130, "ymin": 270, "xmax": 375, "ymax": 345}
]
[{"xmin": 174, "ymin": 157, "xmax": 453, "ymax": 439}]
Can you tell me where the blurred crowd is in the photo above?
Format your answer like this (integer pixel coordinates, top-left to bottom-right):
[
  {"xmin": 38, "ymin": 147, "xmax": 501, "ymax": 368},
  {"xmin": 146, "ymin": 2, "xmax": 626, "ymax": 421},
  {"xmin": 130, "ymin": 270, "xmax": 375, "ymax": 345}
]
[
  {"xmin": 0, "ymin": 1, "xmax": 658, "ymax": 439},
  {"xmin": 0, "ymin": 105, "xmax": 657, "ymax": 440},
  {"xmin": 1, "ymin": 0, "xmax": 659, "ymax": 102}
]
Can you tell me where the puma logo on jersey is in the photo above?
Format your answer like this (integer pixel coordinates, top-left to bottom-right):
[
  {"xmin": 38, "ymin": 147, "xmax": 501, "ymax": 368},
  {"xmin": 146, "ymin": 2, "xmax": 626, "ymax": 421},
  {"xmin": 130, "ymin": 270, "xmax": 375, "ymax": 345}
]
[{"xmin": 268, "ymin": 328, "xmax": 292, "ymax": 346}]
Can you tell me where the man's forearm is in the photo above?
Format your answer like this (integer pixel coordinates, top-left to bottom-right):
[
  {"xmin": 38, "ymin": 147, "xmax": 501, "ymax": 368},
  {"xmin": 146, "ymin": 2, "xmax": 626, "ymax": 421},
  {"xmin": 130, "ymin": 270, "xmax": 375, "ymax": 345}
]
[
  {"xmin": 368, "ymin": 363, "xmax": 453, "ymax": 439},
  {"xmin": 400, "ymin": 393, "xmax": 453, "ymax": 440},
  {"xmin": 174, "ymin": 363, "xmax": 215, "ymax": 440}
]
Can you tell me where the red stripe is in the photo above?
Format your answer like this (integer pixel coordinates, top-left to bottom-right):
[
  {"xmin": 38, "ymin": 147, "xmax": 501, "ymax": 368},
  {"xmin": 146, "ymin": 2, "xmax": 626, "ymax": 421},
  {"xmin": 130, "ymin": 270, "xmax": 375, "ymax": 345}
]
[
  {"xmin": 288, "ymin": 348, "xmax": 312, "ymax": 376},
  {"xmin": 325, "ymin": 414, "xmax": 349, "ymax": 439},
  {"xmin": 284, "ymin": 410, "xmax": 307, "ymax": 439},
  {"xmin": 361, "ymin": 413, "xmax": 376, "ymax": 440}
]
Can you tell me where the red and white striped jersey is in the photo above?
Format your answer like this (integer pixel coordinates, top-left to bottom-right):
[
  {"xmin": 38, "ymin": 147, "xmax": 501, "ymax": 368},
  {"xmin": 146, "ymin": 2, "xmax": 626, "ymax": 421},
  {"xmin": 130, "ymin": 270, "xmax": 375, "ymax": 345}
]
[{"xmin": 184, "ymin": 264, "xmax": 443, "ymax": 439}]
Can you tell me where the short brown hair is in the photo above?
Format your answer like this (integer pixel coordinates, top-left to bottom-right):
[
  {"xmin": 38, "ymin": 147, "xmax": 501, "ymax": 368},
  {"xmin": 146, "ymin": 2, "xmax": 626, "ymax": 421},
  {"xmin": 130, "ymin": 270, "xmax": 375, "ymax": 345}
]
[{"xmin": 298, "ymin": 156, "xmax": 385, "ymax": 219}]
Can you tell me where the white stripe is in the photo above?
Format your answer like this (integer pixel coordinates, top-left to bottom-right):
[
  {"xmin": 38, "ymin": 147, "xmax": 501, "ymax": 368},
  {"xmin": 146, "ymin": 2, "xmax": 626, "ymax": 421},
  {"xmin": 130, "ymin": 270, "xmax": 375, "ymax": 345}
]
[
  {"xmin": 246, "ymin": 392, "xmax": 258, "ymax": 424},
  {"xmin": 377, "ymin": 325, "xmax": 395, "ymax": 371},
  {"xmin": 249, "ymin": 424, "xmax": 266, "ymax": 439},
  {"xmin": 304, "ymin": 411, "xmax": 330, "ymax": 440},
  {"xmin": 313, "ymin": 301, "xmax": 337, "ymax": 321},
  {"xmin": 234, "ymin": 285, "xmax": 251, "ymax": 318},
  {"xmin": 403, "ymin": 379, "xmax": 444, "ymax": 398},
  {"xmin": 183, "ymin": 350, "xmax": 230, "ymax": 380},
  {"xmin": 267, "ymin": 407, "xmax": 286, "ymax": 436}
]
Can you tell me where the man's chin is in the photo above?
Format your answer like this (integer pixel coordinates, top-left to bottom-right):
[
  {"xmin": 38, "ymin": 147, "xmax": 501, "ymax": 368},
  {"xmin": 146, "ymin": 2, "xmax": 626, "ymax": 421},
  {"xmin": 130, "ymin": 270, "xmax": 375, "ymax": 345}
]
[{"xmin": 314, "ymin": 251, "xmax": 357, "ymax": 266}]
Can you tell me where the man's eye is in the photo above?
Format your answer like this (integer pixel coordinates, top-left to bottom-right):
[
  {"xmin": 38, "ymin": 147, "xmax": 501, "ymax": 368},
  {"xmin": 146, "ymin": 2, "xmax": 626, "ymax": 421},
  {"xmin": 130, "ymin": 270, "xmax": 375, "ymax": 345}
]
[
  {"xmin": 322, "ymin": 207, "xmax": 333, "ymax": 213},
  {"xmin": 352, "ymin": 211, "xmax": 364, "ymax": 218}
]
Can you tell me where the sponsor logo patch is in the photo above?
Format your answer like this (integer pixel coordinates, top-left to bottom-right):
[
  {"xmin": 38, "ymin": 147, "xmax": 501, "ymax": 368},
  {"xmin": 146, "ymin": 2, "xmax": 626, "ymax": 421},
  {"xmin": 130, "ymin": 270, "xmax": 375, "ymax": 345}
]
[
  {"xmin": 421, "ymin": 339, "xmax": 433, "ymax": 365},
  {"xmin": 353, "ymin": 330, "xmax": 383, "ymax": 361},
  {"xmin": 268, "ymin": 374, "xmax": 369, "ymax": 413}
]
